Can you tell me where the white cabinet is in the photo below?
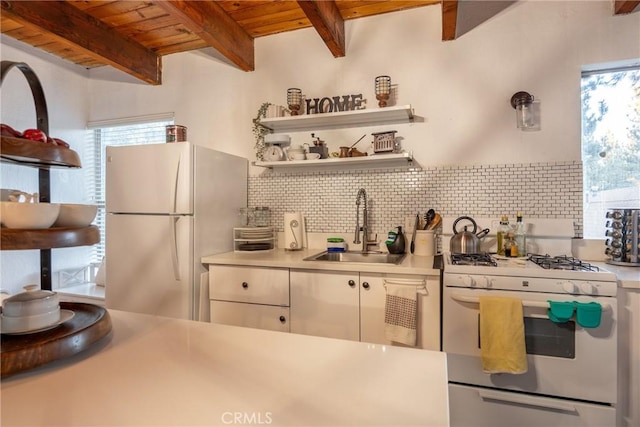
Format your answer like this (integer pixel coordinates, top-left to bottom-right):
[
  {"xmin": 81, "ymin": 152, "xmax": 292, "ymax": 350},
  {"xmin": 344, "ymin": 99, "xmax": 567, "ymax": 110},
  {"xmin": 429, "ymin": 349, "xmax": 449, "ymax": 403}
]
[
  {"xmin": 291, "ymin": 270, "xmax": 441, "ymax": 350},
  {"xmin": 290, "ymin": 270, "xmax": 360, "ymax": 340},
  {"xmin": 209, "ymin": 265, "xmax": 290, "ymax": 332},
  {"xmin": 209, "ymin": 301, "xmax": 289, "ymax": 332},
  {"xmin": 360, "ymin": 274, "xmax": 441, "ymax": 350}
]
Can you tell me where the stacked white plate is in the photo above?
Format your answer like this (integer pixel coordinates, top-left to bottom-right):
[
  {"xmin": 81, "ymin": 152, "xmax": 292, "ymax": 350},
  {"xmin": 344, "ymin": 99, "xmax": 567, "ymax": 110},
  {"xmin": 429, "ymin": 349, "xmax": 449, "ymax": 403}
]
[{"xmin": 239, "ymin": 228, "xmax": 273, "ymax": 240}]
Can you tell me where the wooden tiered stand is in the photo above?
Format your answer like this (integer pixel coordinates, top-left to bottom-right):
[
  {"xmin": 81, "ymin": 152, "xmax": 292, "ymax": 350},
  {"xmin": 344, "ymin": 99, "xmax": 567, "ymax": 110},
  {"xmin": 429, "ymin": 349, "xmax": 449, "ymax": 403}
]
[{"xmin": 1, "ymin": 61, "xmax": 111, "ymax": 378}]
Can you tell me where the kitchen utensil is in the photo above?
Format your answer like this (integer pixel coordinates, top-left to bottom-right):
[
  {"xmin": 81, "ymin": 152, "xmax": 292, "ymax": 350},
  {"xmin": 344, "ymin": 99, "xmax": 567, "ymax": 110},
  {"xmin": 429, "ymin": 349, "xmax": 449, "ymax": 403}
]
[
  {"xmin": 424, "ymin": 209, "xmax": 436, "ymax": 229},
  {"xmin": 410, "ymin": 214, "xmax": 419, "ymax": 253},
  {"xmin": 450, "ymin": 215, "xmax": 489, "ymax": 254},
  {"xmin": 349, "ymin": 147, "xmax": 367, "ymax": 157},
  {"xmin": 350, "ymin": 134, "xmax": 367, "ymax": 149},
  {"xmin": 426, "ymin": 213, "xmax": 442, "ymax": 230}
]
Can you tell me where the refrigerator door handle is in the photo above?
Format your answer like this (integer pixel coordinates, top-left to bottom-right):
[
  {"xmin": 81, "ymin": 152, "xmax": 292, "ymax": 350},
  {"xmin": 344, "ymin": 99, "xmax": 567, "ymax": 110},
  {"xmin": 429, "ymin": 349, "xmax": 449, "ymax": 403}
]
[
  {"xmin": 171, "ymin": 150, "xmax": 182, "ymax": 214},
  {"xmin": 170, "ymin": 216, "xmax": 181, "ymax": 281}
]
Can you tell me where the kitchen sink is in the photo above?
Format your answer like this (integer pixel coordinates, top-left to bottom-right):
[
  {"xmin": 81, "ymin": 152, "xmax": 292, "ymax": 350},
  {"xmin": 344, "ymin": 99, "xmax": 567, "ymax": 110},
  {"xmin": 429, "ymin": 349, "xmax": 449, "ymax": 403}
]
[{"xmin": 303, "ymin": 251, "xmax": 406, "ymax": 265}]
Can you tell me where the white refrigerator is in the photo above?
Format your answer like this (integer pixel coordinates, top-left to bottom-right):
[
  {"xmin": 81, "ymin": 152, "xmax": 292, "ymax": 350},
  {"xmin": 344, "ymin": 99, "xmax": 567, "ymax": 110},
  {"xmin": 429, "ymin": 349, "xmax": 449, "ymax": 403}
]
[{"xmin": 105, "ymin": 142, "xmax": 247, "ymax": 320}]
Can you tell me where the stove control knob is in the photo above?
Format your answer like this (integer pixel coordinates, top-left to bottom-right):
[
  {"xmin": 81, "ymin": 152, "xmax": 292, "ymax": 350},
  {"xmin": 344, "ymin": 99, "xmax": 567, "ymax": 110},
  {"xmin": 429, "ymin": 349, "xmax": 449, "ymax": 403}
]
[
  {"xmin": 562, "ymin": 281, "xmax": 578, "ymax": 294},
  {"xmin": 580, "ymin": 282, "xmax": 597, "ymax": 295},
  {"xmin": 462, "ymin": 275, "xmax": 476, "ymax": 287},
  {"xmin": 481, "ymin": 277, "xmax": 494, "ymax": 288}
]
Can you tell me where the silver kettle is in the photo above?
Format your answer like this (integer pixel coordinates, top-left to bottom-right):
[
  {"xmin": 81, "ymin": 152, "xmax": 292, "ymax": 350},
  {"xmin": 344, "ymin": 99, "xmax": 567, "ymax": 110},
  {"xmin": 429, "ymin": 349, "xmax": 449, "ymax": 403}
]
[{"xmin": 450, "ymin": 216, "xmax": 490, "ymax": 254}]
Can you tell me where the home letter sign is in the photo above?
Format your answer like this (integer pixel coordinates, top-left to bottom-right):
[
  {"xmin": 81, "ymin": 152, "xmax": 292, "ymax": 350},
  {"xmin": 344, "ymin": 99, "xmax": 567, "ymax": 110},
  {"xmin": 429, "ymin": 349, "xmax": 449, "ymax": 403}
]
[{"xmin": 306, "ymin": 94, "xmax": 364, "ymax": 114}]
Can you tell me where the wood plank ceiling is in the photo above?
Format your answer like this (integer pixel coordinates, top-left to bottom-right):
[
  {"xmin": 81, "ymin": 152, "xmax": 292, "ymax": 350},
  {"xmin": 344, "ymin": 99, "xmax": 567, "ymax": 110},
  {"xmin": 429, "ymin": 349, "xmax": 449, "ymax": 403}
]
[{"xmin": 1, "ymin": 1, "xmax": 639, "ymax": 85}]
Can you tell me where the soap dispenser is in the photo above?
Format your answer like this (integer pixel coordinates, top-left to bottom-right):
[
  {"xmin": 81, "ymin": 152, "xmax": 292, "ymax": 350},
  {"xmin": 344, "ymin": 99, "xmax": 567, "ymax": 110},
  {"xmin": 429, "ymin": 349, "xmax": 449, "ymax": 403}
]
[{"xmin": 386, "ymin": 226, "xmax": 406, "ymax": 254}]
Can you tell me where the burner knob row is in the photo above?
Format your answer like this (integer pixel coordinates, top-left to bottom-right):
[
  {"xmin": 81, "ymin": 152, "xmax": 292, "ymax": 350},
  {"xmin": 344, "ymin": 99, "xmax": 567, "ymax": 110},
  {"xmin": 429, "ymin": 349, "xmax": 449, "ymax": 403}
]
[
  {"xmin": 561, "ymin": 280, "xmax": 598, "ymax": 295},
  {"xmin": 462, "ymin": 275, "xmax": 494, "ymax": 288}
]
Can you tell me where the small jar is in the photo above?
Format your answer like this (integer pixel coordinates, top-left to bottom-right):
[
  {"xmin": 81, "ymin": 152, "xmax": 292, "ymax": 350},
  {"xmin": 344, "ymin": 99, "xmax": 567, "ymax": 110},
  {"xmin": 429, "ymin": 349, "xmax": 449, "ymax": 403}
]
[
  {"xmin": 239, "ymin": 208, "xmax": 254, "ymax": 227},
  {"xmin": 254, "ymin": 207, "xmax": 270, "ymax": 227}
]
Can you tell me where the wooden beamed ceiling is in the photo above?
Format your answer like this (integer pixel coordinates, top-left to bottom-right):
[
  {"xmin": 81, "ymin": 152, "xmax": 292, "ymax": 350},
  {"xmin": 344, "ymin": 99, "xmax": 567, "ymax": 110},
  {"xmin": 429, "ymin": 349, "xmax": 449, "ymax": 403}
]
[{"xmin": 1, "ymin": 1, "xmax": 638, "ymax": 85}]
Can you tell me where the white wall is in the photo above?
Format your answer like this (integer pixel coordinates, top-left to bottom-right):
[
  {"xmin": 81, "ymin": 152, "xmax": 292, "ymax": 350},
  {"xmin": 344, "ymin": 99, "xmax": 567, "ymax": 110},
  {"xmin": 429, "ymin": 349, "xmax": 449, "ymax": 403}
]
[
  {"xmin": 0, "ymin": 38, "xmax": 91, "ymax": 294},
  {"xmin": 86, "ymin": 1, "xmax": 639, "ymax": 173}
]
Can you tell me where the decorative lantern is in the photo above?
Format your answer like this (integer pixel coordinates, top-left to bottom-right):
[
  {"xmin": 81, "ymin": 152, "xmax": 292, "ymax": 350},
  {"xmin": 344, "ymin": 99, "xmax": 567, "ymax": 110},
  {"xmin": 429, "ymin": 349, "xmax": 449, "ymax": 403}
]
[
  {"xmin": 375, "ymin": 76, "xmax": 391, "ymax": 108},
  {"xmin": 287, "ymin": 88, "xmax": 302, "ymax": 116}
]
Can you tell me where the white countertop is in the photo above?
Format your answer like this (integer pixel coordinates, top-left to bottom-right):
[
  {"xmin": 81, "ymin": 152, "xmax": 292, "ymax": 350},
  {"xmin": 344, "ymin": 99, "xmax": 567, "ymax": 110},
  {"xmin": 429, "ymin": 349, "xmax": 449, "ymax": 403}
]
[
  {"xmin": 202, "ymin": 248, "xmax": 441, "ymax": 276},
  {"xmin": 594, "ymin": 262, "xmax": 640, "ymax": 290},
  {"xmin": 1, "ymin": 310, "xmax": 449, "ymax": 427}
]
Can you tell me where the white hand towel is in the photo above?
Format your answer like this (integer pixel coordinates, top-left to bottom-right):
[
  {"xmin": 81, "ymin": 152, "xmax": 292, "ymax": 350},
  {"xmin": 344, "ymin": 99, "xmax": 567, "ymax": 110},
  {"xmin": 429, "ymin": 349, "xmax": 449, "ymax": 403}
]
[{"xmin": 384, "ymin": 284, "xmax": 417, "ymax": 346}]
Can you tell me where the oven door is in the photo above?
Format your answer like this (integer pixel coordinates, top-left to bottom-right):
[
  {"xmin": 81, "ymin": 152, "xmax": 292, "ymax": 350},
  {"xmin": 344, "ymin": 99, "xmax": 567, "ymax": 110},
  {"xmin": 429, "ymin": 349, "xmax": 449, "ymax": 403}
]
[{"xmin": 443, "ymin": 286, "xmax": 617, "ymax": 404}]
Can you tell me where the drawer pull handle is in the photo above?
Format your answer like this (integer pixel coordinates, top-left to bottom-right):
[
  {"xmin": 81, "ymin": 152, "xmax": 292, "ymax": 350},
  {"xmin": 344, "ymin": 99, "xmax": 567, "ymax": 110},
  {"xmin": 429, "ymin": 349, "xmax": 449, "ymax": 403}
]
[
  {"xmin": 348, "ymin": 279, "xmax": 356, "ymax": 287},
  {"xmin": 279, "ymin": 316, "xmax": 286, "ymax": 323},
  {"xmin": 241, "ymin": 282, "xmax": 249, "ymax": 289},
  {"xmin": 362, "ymin": 282, "xmax": 370, "ymax": 289}
]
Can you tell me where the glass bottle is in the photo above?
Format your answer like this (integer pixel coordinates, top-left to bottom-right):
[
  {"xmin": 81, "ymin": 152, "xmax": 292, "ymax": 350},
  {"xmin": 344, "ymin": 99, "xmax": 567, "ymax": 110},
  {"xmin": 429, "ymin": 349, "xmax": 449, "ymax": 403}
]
[
  {"xmin": 496, "ymin": 215, "xmax": 511, "ymax": 256},
  {"xmin": 514, "ymin": 213, "xmax": 527, "ymax": 257},
  {"xmin": 505, "ymin": 232, "xmax": 518, "ymax": 257}
]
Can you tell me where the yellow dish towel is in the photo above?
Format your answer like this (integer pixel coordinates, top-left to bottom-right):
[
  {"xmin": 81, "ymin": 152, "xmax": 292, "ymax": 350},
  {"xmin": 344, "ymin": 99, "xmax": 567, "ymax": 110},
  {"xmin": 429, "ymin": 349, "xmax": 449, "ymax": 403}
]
[{"xmin": 479, "ymin": 296, "xmax": 528, "ymax": 374}]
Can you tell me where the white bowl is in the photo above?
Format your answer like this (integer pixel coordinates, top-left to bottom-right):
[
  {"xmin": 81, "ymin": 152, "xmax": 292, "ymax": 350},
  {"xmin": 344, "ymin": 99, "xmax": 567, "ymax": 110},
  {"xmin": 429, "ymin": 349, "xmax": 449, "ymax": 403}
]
[
  {"xmin": 53, "ymin": 204, "xmax": 98, "ymax": 227},
  {"xmin": 306, "ymin": 153, "xmax": 321, "ymax": 160},
  {"xmin": 0, "ymin": 201, "xmax": 60, "ymax": 229},
  {"xmin": 2, "ymin": 289, "xmax": 60, "ymax": 317}
]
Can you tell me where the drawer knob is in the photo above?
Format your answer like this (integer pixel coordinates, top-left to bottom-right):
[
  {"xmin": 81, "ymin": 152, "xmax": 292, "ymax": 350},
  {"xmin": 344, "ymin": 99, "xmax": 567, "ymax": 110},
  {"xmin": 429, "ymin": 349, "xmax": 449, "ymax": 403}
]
[
  {"xmin": 348, "ymin": 279, "xmax": 356, "ymax": 287},
  {"xmin": 362, "ymin": 282, "xmax": 370, "ymax": 289},
  {"xmin": 279, "ymin": 316, "xmax": 286, "ymax": 323},
  {"xmin": 242, "ymin": 282, "xmax": 249, "ymax": 289}
]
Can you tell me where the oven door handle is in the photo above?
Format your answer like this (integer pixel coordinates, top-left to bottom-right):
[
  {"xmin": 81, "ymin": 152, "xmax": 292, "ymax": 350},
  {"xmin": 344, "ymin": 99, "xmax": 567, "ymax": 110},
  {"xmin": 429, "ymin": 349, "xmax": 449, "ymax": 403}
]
[
  {"xmin": 478, "ymin": 389, "xmax": 578, "ymax": 413},
  {"xmin": 450, "ymin": 292, "xmax": 611, "ymax": 311}
]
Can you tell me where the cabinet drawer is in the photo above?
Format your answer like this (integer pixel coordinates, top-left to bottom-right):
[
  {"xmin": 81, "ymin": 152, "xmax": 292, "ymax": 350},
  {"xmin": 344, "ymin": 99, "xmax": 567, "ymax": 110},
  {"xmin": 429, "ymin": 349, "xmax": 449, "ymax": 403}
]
[
  {"xmin": 209, "ymin": 265, "xmax": 289, "ymax": 305},
  {"xmin": 210, "ymin": 301, "xmax": 290, "ymax": 332}
]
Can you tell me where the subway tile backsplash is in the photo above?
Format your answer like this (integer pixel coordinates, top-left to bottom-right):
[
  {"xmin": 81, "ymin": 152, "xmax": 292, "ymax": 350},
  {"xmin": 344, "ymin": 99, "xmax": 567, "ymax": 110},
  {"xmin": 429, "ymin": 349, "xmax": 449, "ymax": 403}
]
[{"xmin": 249, "ymin": 161, "xmax": 583, "ymax": 238}]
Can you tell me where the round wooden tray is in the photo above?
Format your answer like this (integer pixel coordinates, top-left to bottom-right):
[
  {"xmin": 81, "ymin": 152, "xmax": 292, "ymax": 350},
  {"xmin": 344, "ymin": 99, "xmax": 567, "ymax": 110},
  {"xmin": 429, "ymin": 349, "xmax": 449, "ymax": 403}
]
[{"xmin": 1, "ymin": 302, "xmax": 112, "ymax": 378}]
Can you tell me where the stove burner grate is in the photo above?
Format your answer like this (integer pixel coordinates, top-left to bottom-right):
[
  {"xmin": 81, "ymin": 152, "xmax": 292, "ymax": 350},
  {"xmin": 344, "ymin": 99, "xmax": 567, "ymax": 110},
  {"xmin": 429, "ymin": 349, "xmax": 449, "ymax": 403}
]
[
  {"xmin": 451, "ymin": 253, "xmax": 497, "ymax": 267},
  {"xmin": 528, "ymin": 254, "xmax": 600, "ymax": 272}
]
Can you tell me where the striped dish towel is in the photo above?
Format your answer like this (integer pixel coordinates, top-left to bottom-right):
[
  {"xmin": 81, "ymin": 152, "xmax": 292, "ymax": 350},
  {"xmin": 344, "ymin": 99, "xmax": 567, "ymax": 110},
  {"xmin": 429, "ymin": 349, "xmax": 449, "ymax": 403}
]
[{"xmin": 384, "ymin": 283, "xmax": 417, "ymax": 346}]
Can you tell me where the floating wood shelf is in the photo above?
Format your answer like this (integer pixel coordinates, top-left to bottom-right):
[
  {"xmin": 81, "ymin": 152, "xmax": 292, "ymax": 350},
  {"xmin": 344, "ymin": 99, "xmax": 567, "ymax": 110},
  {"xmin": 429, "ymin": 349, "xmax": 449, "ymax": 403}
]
[
  {"xmin": 254, "ymin": 152, "xmax": 413, "ymax": 170},
  {"xmin": 259, "ymin": 105, "xmax": 414, "ymax": 132},
  {"xmin": 1, "ymin": 226, "xmax": 100, "ymax": 250},
  {"xmin": 1, "ymin": 136, "xmax": 81, "ymax": 168}
]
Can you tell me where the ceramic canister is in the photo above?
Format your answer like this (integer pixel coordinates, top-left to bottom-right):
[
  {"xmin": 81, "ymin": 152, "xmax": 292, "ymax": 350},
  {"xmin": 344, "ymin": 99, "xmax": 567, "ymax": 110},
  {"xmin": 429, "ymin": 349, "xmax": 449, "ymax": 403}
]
[{"xmin": 414, "ymin": 230, "xmax": 435, "ymax": 256}]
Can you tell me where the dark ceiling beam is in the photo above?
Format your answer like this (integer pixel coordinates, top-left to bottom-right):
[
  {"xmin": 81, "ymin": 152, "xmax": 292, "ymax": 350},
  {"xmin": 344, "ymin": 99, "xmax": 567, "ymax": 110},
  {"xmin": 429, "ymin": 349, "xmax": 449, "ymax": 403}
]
[
  {"xmin": 441, "ymin": 0, "xmax": 458, "ymax": 41},
  {"xmin": 296, "ymin": 0, "xmax": 345, "ymax": 58},
  {"xmin": 155, "ymin": 0, "xmax": 254, "ymax": 71},
  {"xmin": 614, "ymin": 1, "xmax": 640, "ymax": 14},
  {"xmin": 0, "ymin": 0, "xmax": 161, "ymax": 85}
]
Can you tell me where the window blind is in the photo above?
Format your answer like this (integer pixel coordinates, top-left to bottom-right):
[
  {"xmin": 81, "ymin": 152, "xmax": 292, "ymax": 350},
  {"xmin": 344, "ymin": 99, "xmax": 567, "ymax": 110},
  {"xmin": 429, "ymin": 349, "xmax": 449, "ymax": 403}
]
[{"xmin": 84, "ymin": 115, "xmax": 174, "ymax": 263}]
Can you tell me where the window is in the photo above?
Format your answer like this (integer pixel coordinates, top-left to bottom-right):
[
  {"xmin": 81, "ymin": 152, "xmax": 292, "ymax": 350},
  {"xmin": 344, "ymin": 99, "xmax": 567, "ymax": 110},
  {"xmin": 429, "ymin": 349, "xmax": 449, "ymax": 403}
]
[
  {"xmin": 85, "ymin": 114, "xmax": 174, "ymax": 264},
  {"xmin": 581, "ymin": 65, "xmax": 640, "ymax": 239}
]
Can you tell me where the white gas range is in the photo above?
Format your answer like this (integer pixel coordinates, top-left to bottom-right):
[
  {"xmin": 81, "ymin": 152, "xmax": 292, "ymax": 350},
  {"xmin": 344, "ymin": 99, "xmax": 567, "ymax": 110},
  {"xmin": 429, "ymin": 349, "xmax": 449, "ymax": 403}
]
[
  {"xmin": 445, "ymin": 252, "xmax": 618, "ymax": 295},
  {"xmin": 443, "ymin": 252, "xmax": 619, "ymax": 427}
]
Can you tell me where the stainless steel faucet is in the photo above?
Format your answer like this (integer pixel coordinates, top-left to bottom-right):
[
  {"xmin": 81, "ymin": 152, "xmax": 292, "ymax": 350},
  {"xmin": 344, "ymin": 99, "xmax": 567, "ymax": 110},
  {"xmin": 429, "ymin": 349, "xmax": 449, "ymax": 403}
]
[{"xmin": 354, "ymin": 188, "xmax": 377, "ymax": 253}]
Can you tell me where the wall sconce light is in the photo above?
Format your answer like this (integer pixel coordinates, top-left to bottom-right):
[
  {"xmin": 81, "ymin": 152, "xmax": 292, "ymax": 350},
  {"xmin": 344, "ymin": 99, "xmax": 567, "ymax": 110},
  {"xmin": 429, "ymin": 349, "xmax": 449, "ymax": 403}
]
[{"xmin": 510, "ymin": 91, "xmax": 540, "ymax": 131}]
